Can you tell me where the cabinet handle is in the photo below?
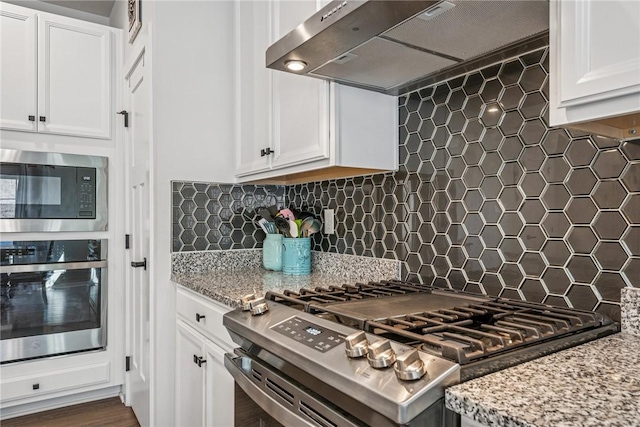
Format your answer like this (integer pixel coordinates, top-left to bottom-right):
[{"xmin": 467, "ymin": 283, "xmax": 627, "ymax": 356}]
[
  {"xmin": 260, "ymin": 148, "xmax": 275, "ymax": 157},
  {"xmin": 28, "ymin": 115, "xmax": 35, "ymax": 121},
  {"xmin": 193, "ymin": 355, "xmax": 207, "ymax": 367},
  {"xmin": 39, "ymin": 116, "xmax": 46, "ymax": 122},
  {"xmin": 32, "ymin": 383, "xmax": 40, "ymax": 390},
  {"xmin": 196, "ymin": 313, "xmax": 205, "ymax": 322},
  {"xmin": 130, "ymin": 258, "xmax": 147, "ymax": 270}
]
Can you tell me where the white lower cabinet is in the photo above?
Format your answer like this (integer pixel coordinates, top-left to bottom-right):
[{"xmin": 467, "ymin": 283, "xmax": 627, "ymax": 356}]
[{"xmin": 175, "ymin": 286, "xmax": 235, "ymax": 427}]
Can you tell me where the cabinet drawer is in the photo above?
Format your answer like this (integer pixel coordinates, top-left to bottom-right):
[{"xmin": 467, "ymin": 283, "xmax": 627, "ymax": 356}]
[
  {"xmin": 176, "ymin": 287, "xmax": 234, "ymax": 349},
  {"xmin": 1, "ymin": 361, "xmax": 110, "ymax": 402}
]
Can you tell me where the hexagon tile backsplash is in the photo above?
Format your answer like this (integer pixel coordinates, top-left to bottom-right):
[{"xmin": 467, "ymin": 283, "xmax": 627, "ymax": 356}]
[{"xmin": 173, "ymin": 46, "xmax": 639, "ymax": 322}]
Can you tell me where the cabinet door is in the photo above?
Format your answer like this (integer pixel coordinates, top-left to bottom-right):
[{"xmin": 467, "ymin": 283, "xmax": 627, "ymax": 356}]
[
  {"xmin": 204, "ymin": 341, "xmax": 234, "ymax": 427},
  {"xmin": 0, "ymin": 3, "xmax": 37, "ymax": 132},
  {"xmin": 235, "ymin": 0, "xmax": 272, "ymax": 176},
  {"xmin": 38, "ymin": 13, "xmax": 111, "ymax": 138},
  {"xmin": 176, "ymin": 321, "xmax": 206, "ymax": 427},
  {"xmin": 270, "ymin": 0, "xmax": 330, "ymax": 170},
  {"xmin": 554, "ymin": 0, "xmax": 640, "ymax": 108}
]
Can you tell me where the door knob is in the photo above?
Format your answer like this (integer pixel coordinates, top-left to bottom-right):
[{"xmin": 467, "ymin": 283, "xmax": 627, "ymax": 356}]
[{"xmin": 131, "ymin": 258, "xmax": 147, "ymax": 270}]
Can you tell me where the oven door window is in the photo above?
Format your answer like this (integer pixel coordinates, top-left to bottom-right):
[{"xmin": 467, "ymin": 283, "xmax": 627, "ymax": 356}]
[
  {"xmin": 1, "ymin": 267, "xmax": 103, "ymax": 340},
  {"xmin": 0, "ymin": 163, "xmax": 85, "ymax": 219}
]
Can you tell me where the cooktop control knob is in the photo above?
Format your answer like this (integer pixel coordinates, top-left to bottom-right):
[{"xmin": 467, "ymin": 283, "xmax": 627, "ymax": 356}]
[
  {"xmin": 394, "ymin": 348, "xmax": 427, "ymax": 381},
  {"xmin": 344, "ymin": 331, "xmax": 369, "ymax": 358},
  {"xmin": 240, "ymin": 293, "xmax": 257, "ymax": 311},
  {"xmin": 367, "ymin": 339, "xmax": 396, "ymax": 369},
  {"xmin": 249, "ymin": 297, "xmax": 269, "ymax": 316}
]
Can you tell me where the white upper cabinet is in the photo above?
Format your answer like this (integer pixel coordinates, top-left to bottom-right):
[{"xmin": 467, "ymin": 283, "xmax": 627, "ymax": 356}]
[
  {"xmin": 0, "ymin": 3, "xmax": 112, "ymax": 139},
  {"xmin": 549, "ymin": 0, "xmax": 640, "ymax": 139},
  {"xmin": 235, "ymin": 0, "xmax": 398, "ymax": 184},
  {"xmin": 0, "ymin": 6, "xmax": 37, "ymax": 132}
]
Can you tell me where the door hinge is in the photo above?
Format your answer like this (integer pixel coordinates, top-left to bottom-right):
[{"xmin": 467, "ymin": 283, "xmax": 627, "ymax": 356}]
[
  {"xmin": 117, "ymin": 110, "xmax": 129, "ymax": 128},
  {"xmin": 125, "ymin": 356, "xmax": 131, "ymax": 372},
  {"xmin": 125, "ymin": 234, "xmax": 130, "ymax": 249}
]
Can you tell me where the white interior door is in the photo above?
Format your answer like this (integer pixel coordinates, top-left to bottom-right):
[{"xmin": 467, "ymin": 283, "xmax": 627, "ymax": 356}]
[
  {"xmin": 0, "ymin": 3, "xmax": 37, "ymax": 132},
  {"xmin": 125, "ymin": 47, "xmax": 151, "ymax": 427}
]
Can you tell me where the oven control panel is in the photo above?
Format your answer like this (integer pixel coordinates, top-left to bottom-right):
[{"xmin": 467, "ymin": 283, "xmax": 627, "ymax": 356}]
[{"xmin": 271, "ymin": 316, "xmax": 346, "ymax": 353}]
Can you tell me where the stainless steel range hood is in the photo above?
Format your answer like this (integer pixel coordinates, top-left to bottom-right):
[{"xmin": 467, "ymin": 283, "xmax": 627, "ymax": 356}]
[{"xmin": 267, "ymin": 0, "xmax": 549, "ymax": 95}]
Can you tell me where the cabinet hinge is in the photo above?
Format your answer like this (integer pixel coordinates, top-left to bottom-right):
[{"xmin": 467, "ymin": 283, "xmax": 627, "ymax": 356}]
[
  {"xmin": 125, "ymin": 356, "xmax": 131, "ymax": 372},
  {"xmin": 125, "ymin": 234, "xmax": 130, "ymax": 249},
  {"xmin": 117, "ymin": 110, "xmax": 129, "ymax": 128}
]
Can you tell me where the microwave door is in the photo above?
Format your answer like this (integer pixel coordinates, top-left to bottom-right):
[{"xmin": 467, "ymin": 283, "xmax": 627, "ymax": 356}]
[{"xmin": 0, "ymin": 164, "xmax": 26, "ymax": 219}]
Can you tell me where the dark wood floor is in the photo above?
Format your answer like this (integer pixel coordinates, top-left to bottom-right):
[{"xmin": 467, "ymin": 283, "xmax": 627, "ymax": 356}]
[{"xmin": 2, "ymin": 397, "xmax": 139, "ymax": 427}]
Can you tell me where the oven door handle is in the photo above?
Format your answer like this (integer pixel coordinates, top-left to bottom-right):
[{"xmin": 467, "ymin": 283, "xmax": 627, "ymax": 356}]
[
  {"xmin": 224, "ymin": 351, "xmax": 362, "ymax": 427},
  {"xmin": 0, "ymin": 260, "xmax": 107, "ymax": 274}
]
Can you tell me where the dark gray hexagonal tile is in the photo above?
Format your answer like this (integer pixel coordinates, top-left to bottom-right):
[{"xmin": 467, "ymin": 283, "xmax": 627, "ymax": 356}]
[
  {"xmin": 464, "ymin": 283, "xmax": 485, "ymax": 295},
  {"xmin": 541, "ymin": 157, "xmax": 570, "ymax": 183},
  {"xmin": 480, "ymin": 200, "xmax": 503, "ymax": 224},
  {"xmin": 520, "ymin": 224, "xmax": 546, "ymax": 251},
  {"xmin": 519, "ymin": 145, "xmax": 545, "ymax": 171},
  {"xmin": 499, "ymin": 85, "xmax": 524, "ymax": 110},
  {"xmin": 519, "ymin": 200, "xmax": 545, "ymax": 225},
  {"xmin": 544, "ymin": 295, "xmax": 569, "ymax": 308},
  {"xmin": 622, "ymin": 194, "xmax": 640, "ymax": 224},
  {"xmin": 463, "ymin": 189, "xmax": 484, "ymax": 212},
  {"xmin": 480, "ymin": 152, "xmax": 502, "ymax": 176},
  {"xmin": 419, "ymin": 119, "xmax": 436, "ymax": 142},
  {"xmin": 447, "ymin": 179, "xmax": 466, "ymax": 201},
  {"xmin": 462, "ymin": 94, "xmax": 483, "ymax": 119},
  {"xmin": 480, "ymin": 249, "xmax": 502, "ymax": 273},
  {"xmin": 566, "ymin": 197, "xmax": 598, "ymax": 224},
  {"xmin": 622, "ymin": 227, "xmax": 640, "ymax": 257},
  {"xmin": 499, "ymin": 187, "xmax": 524, "ymax": 211},
  {"xmin": 447, "ymin": 246, "xmax": 467, "ymax": 268},
  {"xmin": 567, "ymin": 255, "xmax": 599, "ymax": 284},
  {"xmin": 542, "ymin": 240, "xmax": 571, "ymax": 267},
  {"xmin": 622, "ymin": 258, "xmax": 640, "ymax": 286},
  {"xmin": 567, "ymin": 285, "xmax": 598, "ymax": 311},
  {"xmin": 521, "ymin": 49, "xmax": 545, "ymax": 66},
  {"xmin": 447, "ymin": 88, "xmax": 466, "ymax": 111},
  {"xmin": 463, "ymin": 258, "xmax": 484, "ymax": 282},
  {"xmin": 446, "ymin": 157, "xmax": 466, "ymax": 179},
  {"xmin": 447, "ymin": 224, "xmax": 466, "ymax": 246},
  {"xmin": 594, "ymin": 272, "xmax": 627, "ymax": 302},
  {"xmin": 594, "ymin": 241, "xmax": 629, "ymax": 271},
  {"xmin": 480, "ymin": 128, "xmax": 503, "ymax": 151},
  {"xmin": 433, "ymin": 255, "xmax": 451, "ymax": 276},
  {"xmin": 447, "ymin": 111, "xmax": 466, "ymax": 134},
  {"xmin": 592, "ymin": 180, "xmax": 627, "ymax": 209},
  {"xmin": 464, "ymin": 213, "xmax": 485, "ymax": 236},
  {"xmin": 462, "ymin": 166, "xmax": 484, "ymax": 189},
  {"xmin": 566, "ymin": 138, "xmax": 597, "ymax": 167},
  {"xmin": 481, "ymin": 273, "xmax": 504, "ymax": 296},
  {"xmin": 541, "ymin": 129, "xmax": 570, "ymax": 156},
  {"xmin": 433, "ymin": 191, "xmax": 450, "ymax": 211},
  {"xmin": 592, "ymin": 135, "xmax": 620, "ymax": 149},
  {"xmin": 520, "ymin": 279, "xmax": 546, "ymax": 303},
  {"xmin": 448, "ymin": 269, "xmax": 467, "ymax": 291},
  {"xmin": 541, "ymin": 212, "xmax": 570, "ymax": 238},
  {"xmin": 519, "ymin": 119, "xmax": 547, "ymax": 145},
  {"xmin": 480, "ymin": 176, "xmax": 503, "ymax": 199},
  {"xmin": 180, "ymin": 184, "xmax": 197, "ymax": 199},
  {"xmin": 480, "ymin": 78, "xmax": 503, "ymax": 102},
  {"xmin": 501, "ymin": 288, "xmax": 524, "ymax": 300},
  {"xmin": 520, "ymin": 251, "xmax": 546, "ymax": 277},
  {"xmin": 593, "ymin": 211, "xmax": 628, "ymax": 240},
  {"xmin": 567, "ymin": 226, "xmax": 598, "ymax": 254},
  {"xmin": 622, "ymin": 140, "xmax": 640, "ymax": 161},
  {"xmin": 499, "ymin": 162, "xmax": 524, "ymax": 186},
  {"xmin": 499, "ymin": 212, "xmax": 525, "ymax": 237},
  {"xmin": 433, "ymin": 234, "xmax": 450, "ymax": 255},
  {"xmin": 541, "ymin": 184, "xmax": 570, "ymax": 210},
  {"xmin": 462, "ymin": 142, "xmax": 484, "ymax": 165},
  {"xmin": 520, "ymin": 92, "xmax": 546, "ymax": 120},
  {"xmin": 519, "ymin": 65, "xmax": 546, "ymax": 92},
  {"xmin": 592, "ymin": 150, "xmax": 627, "ymax": 179},
  {"xmin": 447, "ymin": 201, "xmax": 466, "ymax": 224},
  {"xmin": 419, "ymin": 243, "xmax": 435, "ymax": 264},
  {"xmin": 621, "ymin": 162, "xmax": 640, "ymax": 192},
  {"xmin": 499, "ymin": 60, "xmax": 525, "ymax": 86},
  {"xmin": 499, "ymin": 263, "xmax": 524, "ymax": 288},
  {"xmin": 499, "ymin": 111, "xmax": 524, "ymax": 135},
  {"xmin": 448, "ymin": 134, "xmax": 466, "ymax": 157},
  {"xmin": 433, "ymin": 148, "xmax": 451, "ymax": 170},
  {"xmin": 481, "ymin": 225, "xmax": 504, "ymax": 248},
  {"xmin": 499, "ymin": 136, "xmax": 524, "ymax": 161},
  {"xmin": 541, "ymin": 267, "xmax": 571, "ymax": 294},
  {"xmin": 520, "ymin": 172, "xmax": 546, "ymax": 198},
  {"xmin": 566, "ymin": 168, "xmax": 598, "ymax": 196},
  {"xmin": 480, "ymin": 103, "xmax": 503, "ymax": 127},
  {"xmin": 499, "ymin": 237, "xmax": 524, "ymax": 262}
]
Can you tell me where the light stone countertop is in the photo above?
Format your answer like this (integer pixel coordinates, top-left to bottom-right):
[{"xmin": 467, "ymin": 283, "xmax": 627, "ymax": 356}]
[
  {"xmin": 445, "ymin": 333, "xmax": 640, "ymax": 427},
  {"xmin": 172, "ymin": 268, "xmax": 400, "ymax": 309}
]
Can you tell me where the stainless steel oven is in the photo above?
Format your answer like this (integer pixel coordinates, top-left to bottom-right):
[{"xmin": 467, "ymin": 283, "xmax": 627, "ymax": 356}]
[
  {"xmin": 0, "ymin": 239, "xmax": 107, "ymax": 363},
  {"xmin": 0, "ymin": 149, "xmax": 108, "ymax": 232}
]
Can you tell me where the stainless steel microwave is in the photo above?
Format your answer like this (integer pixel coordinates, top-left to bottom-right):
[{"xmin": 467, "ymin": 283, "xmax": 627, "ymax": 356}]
[{"xmin": 0, "ymin": 149, "xmax": 107, "ymax": 232}]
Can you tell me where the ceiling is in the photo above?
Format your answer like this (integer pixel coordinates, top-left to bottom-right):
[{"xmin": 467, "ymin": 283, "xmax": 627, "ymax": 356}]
[{"xmin": 40, "ymin": 0, "xmax": 116, "ymax": 17}]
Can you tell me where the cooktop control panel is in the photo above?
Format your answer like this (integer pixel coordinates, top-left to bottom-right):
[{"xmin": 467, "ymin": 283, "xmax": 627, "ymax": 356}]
[{"xmin": 272, "ymin": 316, "xmax": 346, "ymax": 353}]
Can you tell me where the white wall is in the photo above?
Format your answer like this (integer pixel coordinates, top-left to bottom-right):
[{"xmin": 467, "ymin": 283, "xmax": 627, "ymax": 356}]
[{"xmin": 110, "ymin": 1, "xmax": 236, "ymax": 424}]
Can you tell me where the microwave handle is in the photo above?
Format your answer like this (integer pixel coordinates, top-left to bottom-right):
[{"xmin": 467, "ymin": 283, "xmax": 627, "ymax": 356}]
[{"xmin": 0, "ymin": 260, "xmax": 107, "ymax": 274}]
